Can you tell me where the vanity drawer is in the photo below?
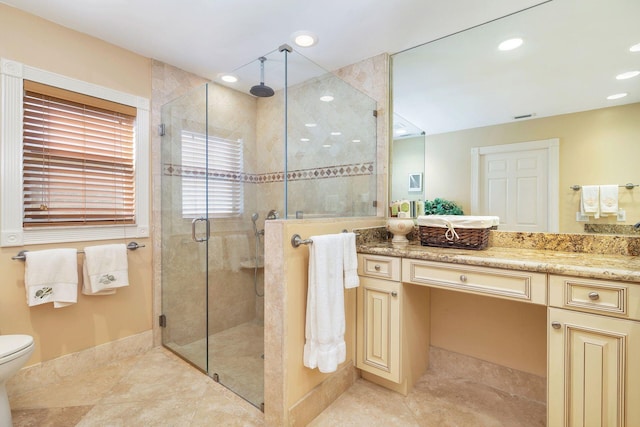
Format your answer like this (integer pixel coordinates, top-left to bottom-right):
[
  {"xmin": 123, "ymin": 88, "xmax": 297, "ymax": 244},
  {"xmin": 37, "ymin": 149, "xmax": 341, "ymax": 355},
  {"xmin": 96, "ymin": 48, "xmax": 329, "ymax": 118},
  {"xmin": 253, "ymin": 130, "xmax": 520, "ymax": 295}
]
[
  {"xmin": 402, "ymin": 259, "xmax": 547, "ymax": 305},
  {"xmin": 358, "ymin": 254, "xmax": 401, "ymax": 281},
  {"xmin": 549, "ymin": 275, "xmax": 640, "ymax": 320}
]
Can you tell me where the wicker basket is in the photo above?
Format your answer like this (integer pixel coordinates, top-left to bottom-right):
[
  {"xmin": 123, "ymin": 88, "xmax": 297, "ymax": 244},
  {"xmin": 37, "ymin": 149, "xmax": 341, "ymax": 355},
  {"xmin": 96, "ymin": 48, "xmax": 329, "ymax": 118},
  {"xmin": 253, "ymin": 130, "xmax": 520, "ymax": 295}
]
[{"xmin": 419, "ymin": 225, "xmax": 490, "ymax": 250}]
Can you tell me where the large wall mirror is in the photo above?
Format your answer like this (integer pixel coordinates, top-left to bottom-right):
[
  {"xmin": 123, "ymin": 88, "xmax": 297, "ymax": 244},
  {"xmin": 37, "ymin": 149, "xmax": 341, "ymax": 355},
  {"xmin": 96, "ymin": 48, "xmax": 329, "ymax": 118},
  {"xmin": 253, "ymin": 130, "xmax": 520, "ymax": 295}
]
[{"xmin": 391, "ymin": 0, "xmax": 640, "ymax": 234}]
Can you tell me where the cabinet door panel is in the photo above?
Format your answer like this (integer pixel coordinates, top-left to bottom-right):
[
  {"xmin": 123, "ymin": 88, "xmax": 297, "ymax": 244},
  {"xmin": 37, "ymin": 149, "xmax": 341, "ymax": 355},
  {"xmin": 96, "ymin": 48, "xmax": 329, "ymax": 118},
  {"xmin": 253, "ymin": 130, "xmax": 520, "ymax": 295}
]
[
  {"xmin": 356, "ymin": 276, "xmax": 400, "ymax": 383},
  {"xmin": 548, "ymin": 308, "xmax": 640, "ymax": 427}
]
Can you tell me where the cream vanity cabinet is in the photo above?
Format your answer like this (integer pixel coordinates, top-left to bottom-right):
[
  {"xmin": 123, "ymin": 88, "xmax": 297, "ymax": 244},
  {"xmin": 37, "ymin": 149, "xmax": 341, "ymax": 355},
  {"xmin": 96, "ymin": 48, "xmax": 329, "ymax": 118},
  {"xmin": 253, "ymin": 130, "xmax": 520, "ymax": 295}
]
[
  {"xmin": 356, "ymin": 254, "xmax": 429, "ymax": 394},
  {"xmin": 548, "ymin": 275, "xmax": 640, "ymax": 427}
]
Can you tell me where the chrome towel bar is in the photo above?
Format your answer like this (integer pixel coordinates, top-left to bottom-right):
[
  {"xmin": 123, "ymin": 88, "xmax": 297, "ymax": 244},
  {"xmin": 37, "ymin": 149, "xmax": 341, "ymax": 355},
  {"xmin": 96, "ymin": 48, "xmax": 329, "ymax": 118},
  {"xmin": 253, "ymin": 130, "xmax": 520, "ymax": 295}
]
[
  {"xmin": 291, "ymin": 230, "xmax": 359, "ymax": 248},
  {"xmin": 11, "ymin": 241, "xmax": 145, "ymax": 261},
  {"xmin": 570, "ymin": 183, "xmax": 638, "ymax": 191}
]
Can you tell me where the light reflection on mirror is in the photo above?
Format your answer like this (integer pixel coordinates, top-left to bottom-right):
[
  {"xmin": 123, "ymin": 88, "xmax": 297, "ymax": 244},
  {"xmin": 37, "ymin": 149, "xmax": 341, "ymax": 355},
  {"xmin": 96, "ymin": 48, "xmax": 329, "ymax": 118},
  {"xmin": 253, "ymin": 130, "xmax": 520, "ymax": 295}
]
[{"xmin": 391, "ymin": 0, "xmax": 640, "ymax": 234}]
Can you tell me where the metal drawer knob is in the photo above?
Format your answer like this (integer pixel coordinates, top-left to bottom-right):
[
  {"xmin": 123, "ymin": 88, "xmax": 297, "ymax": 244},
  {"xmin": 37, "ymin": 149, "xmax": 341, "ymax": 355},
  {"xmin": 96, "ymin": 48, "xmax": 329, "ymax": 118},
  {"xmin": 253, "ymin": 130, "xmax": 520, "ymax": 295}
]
[
  {"xmin": 391, "ymin": 291, "xmax": 398, "ymax": 297},
  {"xmin": 551, "ymin": 321, "xmax": 561, "ymax": 329},
  {"xmin": 459, "ymin": 274, "xmax": 467, "ymax": 282},
  {"xmin": 588, "ymin": 292, "xmax": 600, "ymax": 301},
  {"xmin": 374, "ymin": 264, "xmax": 381, "ymax": 271}
]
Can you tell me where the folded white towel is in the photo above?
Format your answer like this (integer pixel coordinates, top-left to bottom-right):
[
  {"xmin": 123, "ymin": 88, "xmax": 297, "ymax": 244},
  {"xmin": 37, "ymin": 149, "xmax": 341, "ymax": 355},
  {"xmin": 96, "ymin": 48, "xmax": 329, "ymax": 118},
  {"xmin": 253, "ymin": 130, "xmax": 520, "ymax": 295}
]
[
  {"xmin": 343, "ymin": 232, "xmax": 359, "ymax": 289},
  {"xmin": 599, "ymin": 185, "xmax": 619, "ymax": 216},
  {"xmin": 82, "ymin": 244, "xmax": 129, "ymax": 295},
  {"xmin": 224, "ymin": 234, "xmax": 250, "ymax": 273},
  {"xmin": 24, "ymin": 248, "xmax": 78, "ymax": 308},
  {"xmin": 580, "ymin": 185, "xmax": 600, "ymax": 219},
  {"xmin": 303, "ymin": 233, "xmax": 347, "ymax": 373}
]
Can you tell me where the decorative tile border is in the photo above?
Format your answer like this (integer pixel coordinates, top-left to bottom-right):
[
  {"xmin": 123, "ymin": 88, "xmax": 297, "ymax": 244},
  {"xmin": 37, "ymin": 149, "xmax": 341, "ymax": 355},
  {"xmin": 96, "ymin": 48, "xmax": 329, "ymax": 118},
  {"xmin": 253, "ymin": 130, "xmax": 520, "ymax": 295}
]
[{"xmin": 163, "ymin": 162, "xmax": 374, "ymax": 184}]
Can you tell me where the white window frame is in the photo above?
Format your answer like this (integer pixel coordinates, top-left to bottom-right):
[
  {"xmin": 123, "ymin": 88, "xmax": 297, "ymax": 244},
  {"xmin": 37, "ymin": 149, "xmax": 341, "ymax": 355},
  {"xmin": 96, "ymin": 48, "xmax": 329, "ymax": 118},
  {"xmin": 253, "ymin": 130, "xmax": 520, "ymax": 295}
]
[{"xmin": 0, "ymin": 58, "xmax": 150, "ymax": 247}]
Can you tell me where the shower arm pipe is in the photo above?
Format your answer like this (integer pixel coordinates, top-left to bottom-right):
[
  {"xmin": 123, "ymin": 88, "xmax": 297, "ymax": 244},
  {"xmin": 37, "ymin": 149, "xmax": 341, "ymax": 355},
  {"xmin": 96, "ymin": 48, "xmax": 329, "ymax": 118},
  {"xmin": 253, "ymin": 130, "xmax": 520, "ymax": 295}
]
[{"xmin": 11, "ymin": 241, "xmax": 145, "ymax": 261}]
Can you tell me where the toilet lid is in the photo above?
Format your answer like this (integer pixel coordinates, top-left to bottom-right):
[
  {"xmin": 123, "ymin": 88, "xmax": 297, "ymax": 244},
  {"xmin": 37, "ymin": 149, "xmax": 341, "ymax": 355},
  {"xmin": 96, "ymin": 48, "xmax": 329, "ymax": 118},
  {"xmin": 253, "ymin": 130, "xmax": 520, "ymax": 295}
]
[{"xmin": 0, "ymin": 334, "xmax": 34, "ymax": 358}]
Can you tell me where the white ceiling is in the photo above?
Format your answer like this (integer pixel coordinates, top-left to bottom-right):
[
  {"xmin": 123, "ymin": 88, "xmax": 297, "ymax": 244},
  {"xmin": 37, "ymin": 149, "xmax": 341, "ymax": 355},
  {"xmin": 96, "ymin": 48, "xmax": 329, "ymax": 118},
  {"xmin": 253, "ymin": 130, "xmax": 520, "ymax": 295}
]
[{"xmin": 2, "ymin": 0, "xmax": 545, "ymax": 82}]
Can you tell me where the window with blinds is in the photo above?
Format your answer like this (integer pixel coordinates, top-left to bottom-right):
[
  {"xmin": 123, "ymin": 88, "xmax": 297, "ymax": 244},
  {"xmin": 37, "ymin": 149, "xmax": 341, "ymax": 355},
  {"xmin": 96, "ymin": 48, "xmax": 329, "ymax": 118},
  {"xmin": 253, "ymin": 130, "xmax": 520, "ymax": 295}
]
[
  {"xmin": 181, "ymin": 130, "xmax": 243, "ymax": 218},
  {"xmin": 22, "ymin": 80, "xmax": 136, "ymax": 227}
]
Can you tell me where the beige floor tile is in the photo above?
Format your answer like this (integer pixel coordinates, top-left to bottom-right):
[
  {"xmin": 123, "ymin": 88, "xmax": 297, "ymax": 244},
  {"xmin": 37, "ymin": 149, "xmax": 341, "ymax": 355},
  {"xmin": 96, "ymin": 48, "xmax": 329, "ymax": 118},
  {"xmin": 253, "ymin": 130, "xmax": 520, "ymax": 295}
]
[
  {"xmin": 10, "ymin": 355, "xmax": 139, "ymax": 409},
  {"xmin": 308, "ymin": 379, "xmax": 420, "ymax": 427},
  {"xmin": 75, "ymin": 395, "xmax": 199, "ymax": 427},
  {"xmin": 406, "ymin": 373, "xmax": 545, "ymax": 427},
  {"xmin": 11, "ymin": 406, "xmax": 93, "ymax": 427}
]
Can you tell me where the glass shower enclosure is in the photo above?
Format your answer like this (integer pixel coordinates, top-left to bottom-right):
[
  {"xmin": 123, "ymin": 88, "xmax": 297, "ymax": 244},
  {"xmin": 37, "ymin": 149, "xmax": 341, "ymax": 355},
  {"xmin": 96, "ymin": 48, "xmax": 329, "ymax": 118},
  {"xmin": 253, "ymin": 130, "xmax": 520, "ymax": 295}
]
[{"xmin": 160, "ymin": 48, "xmax": 377, "ymax": 410}]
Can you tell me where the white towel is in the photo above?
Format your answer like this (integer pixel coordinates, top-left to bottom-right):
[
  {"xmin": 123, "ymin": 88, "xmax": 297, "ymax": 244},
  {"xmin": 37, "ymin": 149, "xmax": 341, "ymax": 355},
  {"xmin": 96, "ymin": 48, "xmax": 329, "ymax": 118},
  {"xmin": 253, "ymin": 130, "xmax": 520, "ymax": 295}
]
[
  {"xmin": 82, "ymin": 244, "xmax": 129, "ymax": 295},
  {"xmin": 304, "ymin": 233, "xmax": 349, "ymax": 373},
  {"xmin": 224, "ymin": 234, "xmax": 250, "ymax": 273},
  {"xmin": 599, "ymin": 185, "xmax": 619, "ymax": 216},
  {"xmin": 24, "ymin": 248, "xmax": 78, "ymax": 308},
  {"xmin": 343, "ymin": 232, "xmax": 359, "ymax": 289},
  {"xmin": 580, "ymin": 185, "xmax": 600, "ymax": 219}
]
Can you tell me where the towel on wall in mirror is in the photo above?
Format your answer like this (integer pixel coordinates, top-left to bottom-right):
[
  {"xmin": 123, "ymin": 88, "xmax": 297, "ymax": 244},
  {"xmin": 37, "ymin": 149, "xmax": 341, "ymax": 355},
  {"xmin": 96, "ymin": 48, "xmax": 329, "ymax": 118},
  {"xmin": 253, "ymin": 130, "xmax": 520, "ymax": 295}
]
[
  {"xmin": 304, "ymin": 232, "xmax": 360, "ymax": 373},
  {"xmin": 599, "ymin": 185, "xmax": 619, "ymax": 216},
  {"xmin": 82, "ymin": 244, "xmax": 129, "ymax": 295},
  {"xmin": 24, "ymin": 248, "xmax": 78, "ymax": 308},
  {"xmin": 580, "ymin": 185, "xmax": 600, "ymax": 218},
  {"xmin": 224, "ymin": 234, "xmax": 249, "ymax": 273}
]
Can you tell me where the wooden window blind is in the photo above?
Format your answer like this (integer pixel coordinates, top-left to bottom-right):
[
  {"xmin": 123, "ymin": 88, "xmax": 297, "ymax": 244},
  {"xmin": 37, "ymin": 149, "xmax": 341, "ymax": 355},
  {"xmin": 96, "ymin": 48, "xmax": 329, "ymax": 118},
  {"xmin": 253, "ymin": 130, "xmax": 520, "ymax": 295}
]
[
  {"xmin": 22, "ymin": 80, "xmax": 137, "ymax": 227},
  {"xmin": 181, "ymin": 130, "xmax": 243, "ymax": 218}
]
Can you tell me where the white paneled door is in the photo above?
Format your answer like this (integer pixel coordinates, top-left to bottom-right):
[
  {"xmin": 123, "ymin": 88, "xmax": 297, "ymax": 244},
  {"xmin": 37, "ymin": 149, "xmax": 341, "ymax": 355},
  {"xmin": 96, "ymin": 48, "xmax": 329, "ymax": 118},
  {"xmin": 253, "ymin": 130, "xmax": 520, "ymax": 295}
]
[{"xmin": 471, "ymin": 139, "xmax": 559, "ymax": 232}]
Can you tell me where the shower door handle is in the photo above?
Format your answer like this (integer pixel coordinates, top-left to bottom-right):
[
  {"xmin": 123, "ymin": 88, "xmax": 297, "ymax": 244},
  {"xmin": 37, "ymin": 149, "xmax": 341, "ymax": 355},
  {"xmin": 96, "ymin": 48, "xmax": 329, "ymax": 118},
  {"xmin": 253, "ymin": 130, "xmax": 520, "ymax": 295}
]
[{"xmin": 191, "ymin": 217, "xmax": 210, "ymax": 242}]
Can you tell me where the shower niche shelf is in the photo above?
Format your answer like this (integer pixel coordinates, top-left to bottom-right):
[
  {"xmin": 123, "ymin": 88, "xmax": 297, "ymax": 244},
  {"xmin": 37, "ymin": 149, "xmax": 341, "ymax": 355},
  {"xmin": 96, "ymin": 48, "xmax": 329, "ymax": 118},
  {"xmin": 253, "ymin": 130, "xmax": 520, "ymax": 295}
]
[{"xmin": 240, "ymin": 256, "xmax": 264, "ymax": 269}]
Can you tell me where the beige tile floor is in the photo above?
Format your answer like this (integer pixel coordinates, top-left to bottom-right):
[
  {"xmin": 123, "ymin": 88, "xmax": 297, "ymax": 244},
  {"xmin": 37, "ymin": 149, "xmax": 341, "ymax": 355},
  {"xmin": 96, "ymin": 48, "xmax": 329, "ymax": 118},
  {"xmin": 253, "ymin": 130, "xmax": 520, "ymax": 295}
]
[
  {"xmin": 10, "ymin": 346, "xmax": 545, "ymax": 426},
  {"xmin": 167, "ymin": 321, "xmax": 265, "ymax": 408}
]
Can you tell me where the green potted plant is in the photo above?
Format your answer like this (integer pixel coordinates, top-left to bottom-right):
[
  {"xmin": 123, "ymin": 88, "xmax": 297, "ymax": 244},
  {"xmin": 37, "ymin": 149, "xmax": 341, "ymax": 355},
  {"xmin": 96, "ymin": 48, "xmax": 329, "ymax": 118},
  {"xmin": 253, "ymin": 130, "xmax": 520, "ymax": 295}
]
[{"xmin": 423, "ymin": 198, "xmax": 464, "ymax": 215}]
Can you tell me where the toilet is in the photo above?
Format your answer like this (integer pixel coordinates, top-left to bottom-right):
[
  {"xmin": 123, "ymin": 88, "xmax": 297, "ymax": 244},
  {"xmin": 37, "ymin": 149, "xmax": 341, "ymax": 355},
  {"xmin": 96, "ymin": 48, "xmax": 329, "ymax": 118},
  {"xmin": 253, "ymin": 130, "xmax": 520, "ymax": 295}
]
[{"xmin": 0, "ymin": 335, "xmax": 34, "ymax": 426}]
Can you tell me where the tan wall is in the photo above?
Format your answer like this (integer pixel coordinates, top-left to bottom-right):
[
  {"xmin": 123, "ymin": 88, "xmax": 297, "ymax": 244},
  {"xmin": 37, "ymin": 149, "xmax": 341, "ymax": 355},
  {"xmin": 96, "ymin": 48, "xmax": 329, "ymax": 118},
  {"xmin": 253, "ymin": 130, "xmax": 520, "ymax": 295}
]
[
  {"xmin": 391, "ymin": 135, "xmax": 425, "ymax": 201},
  {"xmin": 430, "ymin": 289, "xmax": 547, "ymax": 377},
  {"xmin": 425, "ymin": 103, "xmax": 640, "ymax": 233},
  {"xmin": 0, "ymin": 4, "xmax": 153, "ymax": 365}
]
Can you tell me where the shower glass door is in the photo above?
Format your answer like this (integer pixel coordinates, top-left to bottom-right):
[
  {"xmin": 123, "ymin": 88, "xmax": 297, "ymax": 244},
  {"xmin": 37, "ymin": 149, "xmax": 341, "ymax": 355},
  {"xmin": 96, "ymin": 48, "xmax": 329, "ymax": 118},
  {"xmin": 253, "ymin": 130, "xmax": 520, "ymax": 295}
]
[
  {"xmin": 161, "ymin": 81, "xmax": 265, "ymax": 409},
  {"xmin": 161, "ymin": 84, "xmax": 210, "ymax": 373}
]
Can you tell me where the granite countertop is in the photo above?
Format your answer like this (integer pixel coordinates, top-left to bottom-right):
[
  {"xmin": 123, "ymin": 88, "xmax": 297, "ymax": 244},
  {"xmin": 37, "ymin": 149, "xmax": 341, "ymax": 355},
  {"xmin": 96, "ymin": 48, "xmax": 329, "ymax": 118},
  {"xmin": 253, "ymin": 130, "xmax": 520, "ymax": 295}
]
[{"xmin": 357, "ymin": 240, "xmax": 640, "ymax": 283}]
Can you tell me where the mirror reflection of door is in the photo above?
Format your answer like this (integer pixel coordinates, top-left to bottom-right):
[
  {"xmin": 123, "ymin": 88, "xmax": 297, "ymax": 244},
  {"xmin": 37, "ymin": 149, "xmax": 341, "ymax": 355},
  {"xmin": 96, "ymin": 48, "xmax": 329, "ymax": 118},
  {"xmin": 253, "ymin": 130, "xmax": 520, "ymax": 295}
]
[{"xmin": 471, "ymin": 139, "xmax": 559, "ymax": 232}]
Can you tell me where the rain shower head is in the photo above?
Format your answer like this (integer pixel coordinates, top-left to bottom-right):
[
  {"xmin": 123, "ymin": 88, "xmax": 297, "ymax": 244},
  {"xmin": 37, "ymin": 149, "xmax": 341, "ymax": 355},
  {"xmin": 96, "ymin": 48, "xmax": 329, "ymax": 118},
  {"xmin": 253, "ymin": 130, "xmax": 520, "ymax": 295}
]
[{"xmin": 250, "ymin": 57, "xmax": 275, "ymax": 98}]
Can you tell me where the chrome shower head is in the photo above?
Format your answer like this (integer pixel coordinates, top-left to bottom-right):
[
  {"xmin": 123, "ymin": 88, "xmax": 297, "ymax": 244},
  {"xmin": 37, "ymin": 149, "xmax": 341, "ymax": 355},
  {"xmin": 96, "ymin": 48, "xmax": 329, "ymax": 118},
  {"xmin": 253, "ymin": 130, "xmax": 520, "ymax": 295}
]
[
  {"xmin": 251, "ymin": 212, "xmax": 259, "ymax": 223},
  {"xmin": 250, "ymin": 57, "xmax": 275, "ymax": 98}
]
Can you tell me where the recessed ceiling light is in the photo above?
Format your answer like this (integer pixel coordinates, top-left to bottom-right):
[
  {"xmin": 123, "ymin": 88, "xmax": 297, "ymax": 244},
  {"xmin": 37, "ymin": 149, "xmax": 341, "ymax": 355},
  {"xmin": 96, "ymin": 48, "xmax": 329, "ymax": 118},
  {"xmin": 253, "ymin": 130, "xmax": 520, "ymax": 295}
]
[
  {"xmin": 607, "ymin": 93, "xmax": 628, "ymax": 100},
  {"xmin": 352, "ymin": 139, "xmax": 361, "ymax": 143},
  {"xmin": 498, "ymin": 38, "xmax": 523, "ymax": 51},
  {"xmin": 616, "ymin": 71, "xmax": 640, "ymax": 80},
  {"xmin": 395, "ymin": 129, "xmax": 408, "ymax": 135},
  {"xmin": 292, "ymin": 31, "xmax": 318, "ymax": 48},
  {"xmin": 330, "ymin": 131, "xmax": 341, "ymax": 136},
  {"xmin": 300, "ymin": 138, "xmax": 310, "ymax": 142},
  {"xmin": 322, "ymin": 144, "xmax": 331, "ymax": 148},
  {"xmin": 305, "ymin": 123, "xmax": 317, "ymax": 127},
  {"xmin": 630, "ymin": 43, "xmax": 640, "ymax": 52},
  {"xmin": 220, "ymin": 74, "xmax": 238, "ymax": 83},
  {"xmin": 320, "ymin": 95, "xmax": 334, "ymax": 102}
]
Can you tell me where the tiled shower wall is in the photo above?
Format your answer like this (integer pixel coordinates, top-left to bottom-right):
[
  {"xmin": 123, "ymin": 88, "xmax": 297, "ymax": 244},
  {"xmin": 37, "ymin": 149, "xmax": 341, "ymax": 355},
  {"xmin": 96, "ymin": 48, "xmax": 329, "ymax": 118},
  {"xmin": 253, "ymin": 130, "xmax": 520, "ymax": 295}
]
[{"xmin": 152, "ymin": 53, "xmax": 389, "ymax": 348}]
